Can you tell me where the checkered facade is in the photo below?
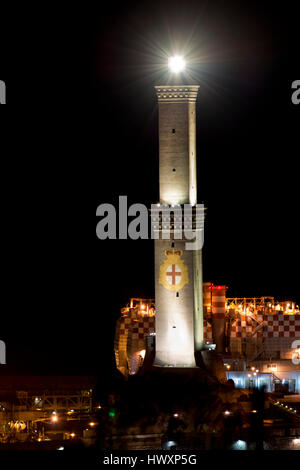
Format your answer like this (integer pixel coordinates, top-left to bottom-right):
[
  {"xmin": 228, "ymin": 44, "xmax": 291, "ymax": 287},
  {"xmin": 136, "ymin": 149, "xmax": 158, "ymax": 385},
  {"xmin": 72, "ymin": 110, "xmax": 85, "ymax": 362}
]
[
  {"xmin": 203, "ymin": 314, "xmax": 300, "ymax": 341},
  {"xmin": 117, "ymin": 316, "xmax": 156, "ymax": 340}
]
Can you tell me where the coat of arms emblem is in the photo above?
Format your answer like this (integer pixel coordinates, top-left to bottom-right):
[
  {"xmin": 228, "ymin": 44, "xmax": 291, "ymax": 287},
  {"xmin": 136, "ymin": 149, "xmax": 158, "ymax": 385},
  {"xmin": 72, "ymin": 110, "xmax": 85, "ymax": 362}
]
[{"xmin": 159, "ymin": 249, "xmax": 189, "ymax": 291}]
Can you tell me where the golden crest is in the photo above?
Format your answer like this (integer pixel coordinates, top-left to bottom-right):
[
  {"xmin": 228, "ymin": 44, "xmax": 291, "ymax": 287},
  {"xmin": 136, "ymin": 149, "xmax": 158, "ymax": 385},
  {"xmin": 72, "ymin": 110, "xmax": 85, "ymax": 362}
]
[{"xmin": 159, "ymin": 249, "xmax": 189, "ymax": 291}]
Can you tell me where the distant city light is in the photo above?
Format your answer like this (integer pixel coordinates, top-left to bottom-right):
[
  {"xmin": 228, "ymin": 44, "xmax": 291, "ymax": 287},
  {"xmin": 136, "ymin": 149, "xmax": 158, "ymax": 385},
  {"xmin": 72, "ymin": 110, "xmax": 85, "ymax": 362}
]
[
  {"xmin": 163, "ymin": 441, "xmax": 177, "ymax": 450},
  {"xmin": 232, "ymin": 440, "xmax": 247, "ymax": 450},
  {"xmin": 168, "ymin": 55, "xmax": 185, "ymax": 73}
]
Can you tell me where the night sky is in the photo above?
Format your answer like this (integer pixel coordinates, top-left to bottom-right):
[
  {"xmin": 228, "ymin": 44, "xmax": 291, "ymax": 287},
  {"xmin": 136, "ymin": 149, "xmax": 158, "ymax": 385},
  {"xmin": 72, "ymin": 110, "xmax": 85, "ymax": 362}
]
[{"xmin": 1, "ymin": 0, "xmax": 299, "ymax": 377}]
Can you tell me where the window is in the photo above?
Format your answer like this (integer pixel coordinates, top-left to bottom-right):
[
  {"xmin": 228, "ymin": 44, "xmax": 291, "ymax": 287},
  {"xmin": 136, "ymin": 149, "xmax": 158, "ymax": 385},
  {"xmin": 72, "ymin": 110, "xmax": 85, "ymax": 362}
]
[{"xmin": 172, "ymin": 129, "xmax": 176, "ymax": 133}]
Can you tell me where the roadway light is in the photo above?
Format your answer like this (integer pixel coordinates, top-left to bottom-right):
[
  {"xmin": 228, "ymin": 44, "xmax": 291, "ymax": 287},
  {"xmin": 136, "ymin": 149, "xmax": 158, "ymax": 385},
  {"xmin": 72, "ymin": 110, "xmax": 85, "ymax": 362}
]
[{"xmin": 168, "ymin": 55, "xmax": 185, "ymax": 73}]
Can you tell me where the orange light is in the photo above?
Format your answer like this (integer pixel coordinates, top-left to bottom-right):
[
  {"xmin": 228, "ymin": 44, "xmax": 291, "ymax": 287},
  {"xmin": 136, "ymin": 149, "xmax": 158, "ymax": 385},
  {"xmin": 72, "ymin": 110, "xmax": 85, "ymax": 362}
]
[
  {"xmin": 89, "ymin": 422, "xmax": 97, "ymax": 427},
  {"xmin": 51, "ymin": 415, "xmax": 58, "ymax": 423}
]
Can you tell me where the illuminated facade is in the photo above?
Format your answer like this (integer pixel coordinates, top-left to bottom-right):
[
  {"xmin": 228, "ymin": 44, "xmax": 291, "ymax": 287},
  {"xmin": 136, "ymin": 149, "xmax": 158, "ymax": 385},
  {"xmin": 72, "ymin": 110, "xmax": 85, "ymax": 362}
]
[
  {"xmin": 113, "ymin": 83, "xmax": 299, "ymax": 384},
  {"xmin": 115, "ymin": 293, "xmax": 300, "ymax": 392},
  {"xmin": 114, "ymin": 299, "xmax": 155, "ymax": 376},
  {"xmin": 152, "ymin": 86, "xmax": 204, "ymax": 367}
]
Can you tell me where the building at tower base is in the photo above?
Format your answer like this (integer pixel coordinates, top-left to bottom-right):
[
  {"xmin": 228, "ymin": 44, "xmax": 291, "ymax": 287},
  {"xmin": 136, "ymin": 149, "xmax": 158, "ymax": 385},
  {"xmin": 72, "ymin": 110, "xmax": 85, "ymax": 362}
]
[{"xmin": 114, "ymin": 290, "xmax": 300, "ymax": 393}]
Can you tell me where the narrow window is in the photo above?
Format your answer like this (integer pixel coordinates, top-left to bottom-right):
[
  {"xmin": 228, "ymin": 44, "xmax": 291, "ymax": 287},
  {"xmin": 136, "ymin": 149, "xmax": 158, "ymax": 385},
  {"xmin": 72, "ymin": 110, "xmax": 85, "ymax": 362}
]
[
  {"xmin": 172, "ymin": 129, "xmax": 176, "ymax": 133},
  {"xmin": 176, "ymin": 292, "xmax": 179, "ymax": 298}
]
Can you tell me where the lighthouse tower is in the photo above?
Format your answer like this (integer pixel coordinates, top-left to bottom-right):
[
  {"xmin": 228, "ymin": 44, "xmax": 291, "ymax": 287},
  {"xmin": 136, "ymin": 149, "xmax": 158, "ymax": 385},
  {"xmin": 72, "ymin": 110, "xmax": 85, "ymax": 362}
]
[{"xmin": 153, "ymin": 84, "xmax": 204, "ymax": 367}]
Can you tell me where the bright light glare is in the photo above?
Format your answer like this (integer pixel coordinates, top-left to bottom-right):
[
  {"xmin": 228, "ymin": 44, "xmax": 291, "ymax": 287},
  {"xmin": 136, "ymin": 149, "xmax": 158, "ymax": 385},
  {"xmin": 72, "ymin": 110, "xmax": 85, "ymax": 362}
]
[
  {"xmin": 232, "ymin": 440, "xmax": 247, "ymax": 450},
  {"xmin": 168, "ymin": 55, "xmax": 185, "ymax": 73}
]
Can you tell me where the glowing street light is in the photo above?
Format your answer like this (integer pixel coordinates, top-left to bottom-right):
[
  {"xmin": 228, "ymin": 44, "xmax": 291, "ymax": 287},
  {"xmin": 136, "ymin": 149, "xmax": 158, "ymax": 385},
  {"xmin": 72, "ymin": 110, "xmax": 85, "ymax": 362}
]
[{"xmin": 168, "ymin": 55, "xmax": 185, "ymax": 73}]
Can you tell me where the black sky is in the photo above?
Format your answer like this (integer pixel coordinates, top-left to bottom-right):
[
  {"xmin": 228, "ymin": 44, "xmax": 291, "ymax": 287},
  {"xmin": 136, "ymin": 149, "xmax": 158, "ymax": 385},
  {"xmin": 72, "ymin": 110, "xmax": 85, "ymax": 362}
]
[{"xmin": 1, "ymin": 0, "xmax": 299, "ymax": 376}]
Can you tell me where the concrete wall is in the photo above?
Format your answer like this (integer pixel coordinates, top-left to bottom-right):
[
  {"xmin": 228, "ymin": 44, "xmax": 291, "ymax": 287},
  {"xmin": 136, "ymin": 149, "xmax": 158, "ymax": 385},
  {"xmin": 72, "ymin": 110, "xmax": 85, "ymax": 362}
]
[{"xmin": 154, "ymin": 238, "xmax": 196, "ymax": 367}]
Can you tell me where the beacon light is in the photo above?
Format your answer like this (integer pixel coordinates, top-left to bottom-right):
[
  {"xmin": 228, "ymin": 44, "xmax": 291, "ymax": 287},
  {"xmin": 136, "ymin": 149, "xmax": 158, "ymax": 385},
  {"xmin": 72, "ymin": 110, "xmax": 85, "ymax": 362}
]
[{"xmin": 168, "ymin": 55, "xmax": 185, "ymax": 73}]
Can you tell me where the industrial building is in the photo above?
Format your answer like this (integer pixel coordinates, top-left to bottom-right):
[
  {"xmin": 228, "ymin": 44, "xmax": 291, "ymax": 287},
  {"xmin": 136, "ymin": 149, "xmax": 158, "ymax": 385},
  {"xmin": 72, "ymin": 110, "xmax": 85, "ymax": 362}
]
[
  {"xmin": 0, "ymin": 376, "xmax": 99, "ymax": 446},
  {"xmin": 114, "ymin": 293, "xmax": 300, "ymax": 393}
]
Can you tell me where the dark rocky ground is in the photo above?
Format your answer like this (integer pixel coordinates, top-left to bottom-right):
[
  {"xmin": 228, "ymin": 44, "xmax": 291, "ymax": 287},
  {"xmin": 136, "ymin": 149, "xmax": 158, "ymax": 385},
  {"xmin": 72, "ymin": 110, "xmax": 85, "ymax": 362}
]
[{"xmin": 96, "ymin": 365, "xmax": 259, "ymax": 449}]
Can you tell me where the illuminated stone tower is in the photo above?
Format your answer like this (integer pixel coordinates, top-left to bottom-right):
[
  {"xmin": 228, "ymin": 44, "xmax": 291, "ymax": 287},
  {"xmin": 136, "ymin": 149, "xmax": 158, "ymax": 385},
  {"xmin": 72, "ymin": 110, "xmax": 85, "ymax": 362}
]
[{"xmin": 153, "ymin": 85, "xmax": 204, "ymax": 367}]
